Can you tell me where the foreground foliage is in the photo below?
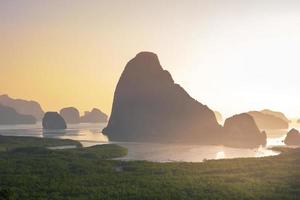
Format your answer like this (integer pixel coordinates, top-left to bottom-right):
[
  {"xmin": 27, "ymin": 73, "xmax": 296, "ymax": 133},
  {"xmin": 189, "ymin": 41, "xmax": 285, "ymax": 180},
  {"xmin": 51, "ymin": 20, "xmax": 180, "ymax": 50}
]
[{"xmin": 0, "ymin": 136, "xmax": 299, "ymax": 200}]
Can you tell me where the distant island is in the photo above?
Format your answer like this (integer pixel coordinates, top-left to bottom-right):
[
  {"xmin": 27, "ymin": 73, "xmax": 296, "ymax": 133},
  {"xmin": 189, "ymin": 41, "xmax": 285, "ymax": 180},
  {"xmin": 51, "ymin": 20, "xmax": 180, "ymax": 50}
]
[
  {"xmin": 103, "ymin": 52, "xmax": 266, "ymax": 148},
  {"xmin": 42, "ymin": 112, "xmax": 67, "ymax": 130},
  {"xmin": 80, "ymin": 108, "xmax": 108, "ymax": 123},
  {"xmin": 260, "ymin": 109, "xmax": 290, "ymax": 123},
  {"xmin": 0, "ymin": 94, "xmax": 44, "ymax": 120},
  {"xmin": 248, "ymin": 110, "xmax": 289, "ymax": 130},
  {"xmin": 0, "ymin": 104, "xmax": 36, "ymax": 125},
  {"xmin": 60, "ymin": 107, "xmax": 81, "ymax": 124},
  {"xmin": 47, "ymin": 107, "xmax": 108, "ymax": 125}
]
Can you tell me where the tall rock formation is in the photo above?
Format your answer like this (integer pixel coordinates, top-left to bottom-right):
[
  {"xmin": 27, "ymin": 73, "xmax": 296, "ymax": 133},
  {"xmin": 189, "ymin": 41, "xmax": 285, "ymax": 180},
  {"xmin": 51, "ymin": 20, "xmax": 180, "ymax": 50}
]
[
  {"xmin": 80, "ymin": 108, "xmax": 107, "ymax": 123},
  {"xmin": 0, "ymin": 95, "xmax": 44, "ymax": 120},
  {"xmin": 60, "ymin": 107, "xmax": 80, "ymax": 124},
  {"xmin": 42, "ymin": 112, "xmax": 67, "ymax": 130},
  {"xmin": 223, "ymin": 113, "xmax": 267, "ymax": 148},
  {"xmin": 102, "ymin": 52, "xmax": 222, "ymax": 143},
  {"xmin": 0, "ymin": 104, "xmax": 36, "ymax": 124}
]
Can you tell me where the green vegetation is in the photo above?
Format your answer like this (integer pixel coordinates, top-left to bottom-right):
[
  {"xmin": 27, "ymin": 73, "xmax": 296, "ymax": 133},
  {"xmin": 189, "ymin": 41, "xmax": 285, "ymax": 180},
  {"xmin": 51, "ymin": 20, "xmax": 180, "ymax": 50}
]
[
  {"xmin": 0, "ymin": 135, "xmax": 82, "ymax": 152},
  {"xmin": 0, "ymin": 136, "xmax": 299, "ymax": 200}
]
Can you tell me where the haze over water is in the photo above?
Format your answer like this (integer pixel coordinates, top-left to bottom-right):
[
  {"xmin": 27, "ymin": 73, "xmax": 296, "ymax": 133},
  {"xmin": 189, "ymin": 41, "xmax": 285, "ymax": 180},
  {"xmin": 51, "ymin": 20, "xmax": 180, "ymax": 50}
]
[{"xmin": 1, "ymin": 121, "xmax": 298, "ymax": 162}]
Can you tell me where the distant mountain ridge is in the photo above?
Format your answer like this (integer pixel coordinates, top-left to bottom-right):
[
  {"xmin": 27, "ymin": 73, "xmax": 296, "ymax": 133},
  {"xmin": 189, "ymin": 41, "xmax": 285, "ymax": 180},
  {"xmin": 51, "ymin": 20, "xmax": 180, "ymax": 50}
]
[
  {"xmin": 0, "ymin": 104, "xmax": 36, "ymax": 124},
  {"xmin": 0, "ymin": 95, "xmax": 44, "ymax": 120}
]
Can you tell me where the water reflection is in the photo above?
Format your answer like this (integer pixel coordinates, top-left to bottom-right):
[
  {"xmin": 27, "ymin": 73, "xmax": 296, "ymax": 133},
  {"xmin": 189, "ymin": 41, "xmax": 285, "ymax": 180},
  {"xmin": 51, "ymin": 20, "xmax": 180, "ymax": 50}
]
[
  {"xmin": 43, "ymin": 129, "xmax": 68, "ymax": 136},
  {"xmin": 114, "ymin": 143, "xmax": 280, "ymax": 162},
  {"xmin": 0, "ymin": 122, "xmax": 109, "ymax": 143},
  {"xmin": 0, "ymin": 122, "xmax": 299, "ymax": 162},
  {"xmin": 216, "ymin": 151, "xmax": 225, "ymax": 159},
  {"xmin": 42, "ymin": 124, "xmax": 109, "ymax": 143}
]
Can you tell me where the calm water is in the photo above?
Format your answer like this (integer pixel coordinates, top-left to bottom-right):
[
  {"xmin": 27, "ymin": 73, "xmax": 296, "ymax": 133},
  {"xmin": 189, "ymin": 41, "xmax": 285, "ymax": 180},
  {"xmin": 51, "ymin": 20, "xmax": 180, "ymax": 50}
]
[{"xmin": 0, "ymin": 121, "xmax": 299, "ymax": 162}]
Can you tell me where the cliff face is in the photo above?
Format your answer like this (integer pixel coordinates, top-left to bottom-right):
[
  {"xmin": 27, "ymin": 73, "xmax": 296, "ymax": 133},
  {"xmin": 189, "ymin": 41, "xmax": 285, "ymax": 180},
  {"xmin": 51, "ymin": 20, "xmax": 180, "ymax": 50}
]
[
  {"xmin": 0, "ymin": 104, "xmax": 36, "ymax": 125},
  {"xmin": 103, "ymin": 52, "xmax": 222, "ymax": 143},
  {"xmin": 0, "ymin": 95, "xmax": 44, "ymax": 120}
]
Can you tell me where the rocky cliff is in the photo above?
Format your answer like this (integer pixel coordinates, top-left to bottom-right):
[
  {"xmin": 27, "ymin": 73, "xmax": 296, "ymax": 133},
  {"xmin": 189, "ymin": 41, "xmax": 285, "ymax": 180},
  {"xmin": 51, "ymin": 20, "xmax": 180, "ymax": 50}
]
[{"xmin": 103, "ymin": 52, "xmax": 222, "ymax": 143}]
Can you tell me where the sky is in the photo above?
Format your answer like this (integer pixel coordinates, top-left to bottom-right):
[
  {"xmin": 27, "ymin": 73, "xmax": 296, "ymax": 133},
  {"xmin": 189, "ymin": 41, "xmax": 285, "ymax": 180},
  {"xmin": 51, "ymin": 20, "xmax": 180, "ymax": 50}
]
[{"xmin": 1, "ymin": 0, "xmax": 300, "ymax": 118}]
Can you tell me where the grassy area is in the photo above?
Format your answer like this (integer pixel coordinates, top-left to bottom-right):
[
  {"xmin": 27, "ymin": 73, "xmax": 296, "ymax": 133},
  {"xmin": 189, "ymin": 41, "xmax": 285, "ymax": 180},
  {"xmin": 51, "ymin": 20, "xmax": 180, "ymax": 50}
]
[
  {"xmin": 0, "ymin": 135, "xmax": 82, "ymax": 152},
  {"xmin": 0, "ymin": 136, "xmax": 299, "ymax": 200}
]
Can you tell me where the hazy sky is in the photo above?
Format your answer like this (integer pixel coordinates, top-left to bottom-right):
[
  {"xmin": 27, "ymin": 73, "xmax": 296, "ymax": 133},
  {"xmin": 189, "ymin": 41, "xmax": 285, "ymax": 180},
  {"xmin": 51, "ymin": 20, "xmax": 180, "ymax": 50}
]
[{"xmin": 1, "ymin": 0, "xmax": 300, "ymax": 118}]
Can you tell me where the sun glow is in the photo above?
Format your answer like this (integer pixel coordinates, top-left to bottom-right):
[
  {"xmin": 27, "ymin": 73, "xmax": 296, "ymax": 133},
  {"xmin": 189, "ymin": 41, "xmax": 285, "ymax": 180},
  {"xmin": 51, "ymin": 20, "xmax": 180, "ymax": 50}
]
[
  {"xmin": 216, "ymin": 151, "xmax": 225, "ymax": 159},
  {"xmin": 1, "ymin": 1, "xmax": 300, "ymax": 117}
]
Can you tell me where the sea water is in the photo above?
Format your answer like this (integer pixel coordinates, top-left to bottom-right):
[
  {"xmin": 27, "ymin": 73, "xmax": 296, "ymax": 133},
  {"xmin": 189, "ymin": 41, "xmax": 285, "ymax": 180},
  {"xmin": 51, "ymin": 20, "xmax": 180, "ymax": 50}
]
[{"xmin": 0, "ymin": 122, "xmax": 298, "ymax": 162}]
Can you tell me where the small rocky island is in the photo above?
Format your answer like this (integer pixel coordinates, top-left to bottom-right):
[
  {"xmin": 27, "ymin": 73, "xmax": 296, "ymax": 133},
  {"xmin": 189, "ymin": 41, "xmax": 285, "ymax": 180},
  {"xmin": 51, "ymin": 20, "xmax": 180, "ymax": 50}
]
[
  {"xmin": 103, "ymin": 52, "xmax": 266, "ymax": 147},
  {"xmin": 80, "ymin": 108, "xmax": 108, "ymax": 123},
  {"xmin": 0, "ymin": 104, "xmax": 36, "ymax": 124},
  {"xmin": 42, "ymin": 112, "xmax": 67, "ymax": 129},
  {"xmin": 223, "ymin": 113, "xmax": 267, "ymax": 148},
  {"xmin": 284, "ymin": 129, "xmax": 300, "ymax": 146},
  {"xmin": 60, "ymin": 107, "xmax": 80, "ymax": 124}
]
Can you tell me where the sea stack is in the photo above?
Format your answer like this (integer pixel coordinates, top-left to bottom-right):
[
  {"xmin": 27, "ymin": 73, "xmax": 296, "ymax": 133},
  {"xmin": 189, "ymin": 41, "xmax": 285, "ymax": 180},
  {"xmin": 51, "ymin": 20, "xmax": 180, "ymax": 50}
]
[
  {"xmin": 223, "ymin": 113, "xmax": 267, "ymax": 148},
  {"xmin": 102, "ymin": 52, "xmax": 222, "ymax": 143},
  {"xmin": 80, "ymin": 108, "xmax": 108, "ymax": 123},
  {"xmin": 42, "ymin": 112, "xmax": 67, "ymax": 130},
  {"xmin": 0, "ymin": 104, "xmax": 36, "ymax": 124},
  {"xmin": 284, "ymin": 129, "xmax": 300, "ymax": 146},
  {"xmin": 60, "ymin": 107, "xmax": 80, "ymax": 124}
]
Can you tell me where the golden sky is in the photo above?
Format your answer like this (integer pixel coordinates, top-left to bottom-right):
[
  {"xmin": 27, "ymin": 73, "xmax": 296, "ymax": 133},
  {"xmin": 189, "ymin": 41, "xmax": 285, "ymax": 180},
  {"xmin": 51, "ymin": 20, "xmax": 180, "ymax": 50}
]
[{"xmin": 1, "ymin": 0, "xmax": 300, "ymax": 117}]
